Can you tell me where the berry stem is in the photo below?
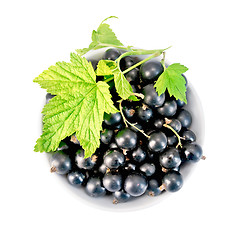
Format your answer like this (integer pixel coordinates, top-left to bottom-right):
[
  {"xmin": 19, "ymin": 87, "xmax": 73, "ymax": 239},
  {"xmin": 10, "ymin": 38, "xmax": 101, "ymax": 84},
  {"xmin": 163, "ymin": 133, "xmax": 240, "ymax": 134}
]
[
  {"xmin": 119, "ymin": 100, "xmax": 128, "ymax": 127},
  {"xmin": 50, "ymin": 166, "xmax": 56, "ymax": 173},
  {"xmin": 119, "ymin": 100, "xmax": 150, "ymax": 139},
  {"xmin": 97, "ymin": 43, "xmax": 132, "ymax": 51},
  {"xmin": 161, "ymin": 51, "xmax": 167, "ymax": 71},
  {"xmin": 117, "ymin": 47, "xmax": 171, "ymax": 75},
  {"xmin": 163, "ymin": 118, "xmax": 184, "ymax": 148},
  {"xmin": 104, "ymin": 47, "xmax": 171, "ymax": 85}
]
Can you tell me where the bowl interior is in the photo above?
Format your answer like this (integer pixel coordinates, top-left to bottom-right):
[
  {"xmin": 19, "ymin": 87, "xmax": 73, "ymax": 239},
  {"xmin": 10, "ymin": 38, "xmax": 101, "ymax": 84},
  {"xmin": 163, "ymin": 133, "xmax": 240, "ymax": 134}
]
[{"xmin": 46, "ymin": 48, "xmax": 205, "ymax": 212}]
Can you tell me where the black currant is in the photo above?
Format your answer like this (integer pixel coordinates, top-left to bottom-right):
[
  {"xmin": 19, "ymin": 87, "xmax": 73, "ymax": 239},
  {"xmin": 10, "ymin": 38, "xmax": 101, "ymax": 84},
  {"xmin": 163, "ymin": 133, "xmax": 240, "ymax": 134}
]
[
  {"xmin": 132, "ymin": 147, "xmax": 147, "ymax": 163},
  {"xmin": 67, "ymin": 171, "xmax": 85, "ymax": 186},
  {"xmin": 122, "ymin": 106, "xmax": 135, "ymax": 120},
  {"xmin": 115, "ymin": 128, "xmax": 137, "ymax": 150},
  {"xmin": 182, "ymin": 130, "xmax": 196, "ymax": 143},
  {"xmin": 167, "ymin": 135, "xmax": 178, "ymax": 146},
  {"xmin": 176, "ymin": 99, "xmax": 185, "ymax": 108},
  {"xmin": 113, "ymin": 190, "xmax": 131, "ymax": 203},
  {"xmin": 103, "ymin": 48, "xmax": 121, "ymax": 61},
  {"xmin": 147, "ymin": 179, "xmax": 162, "ymax": 196},
  {"xmin": 50, "ymin": 152, "xmax": 71, "ymax": 175},
  {"xmin": 75, "ymin": 149, "xmax": 97, "ymax": 170},
  {"xmin": 157, "ymin": 100, "xmax": 177, "ymax": 117},
  {"xmin": 104, "ymin": 112, "xmax": 122, "ymax": 126},
  {"xmin": 137, "ymin": 105, "xmax": 153, "ymax": 122},
  {"xmin": 154, "ymin": 118, "xmax": 164, "ymax": 129},
  {"xmin": 125, "ymin": 68, "xmax": 140, "ymax": 84},
  {"xmin": 124, "ymin": 173, "xmax": 148, "ymax": 197},
  {"xmin": 169, "ymin": 119, "xmax": 182, "ymax": 133},
  {"xmin": 103, "ymin": 173, "xmax": 122, "ymax": 192},
  {"xmin": 139, "ymin": 163, "xmax": 156, "ymax": 176},
  {"xmin": 85, "ymin": 177, "xmax": 106, "ymax": 197},
  {"xmin": 148, "ymin": 132, "xmax": 167, "ymax": 153},
  {"xmin": 177, "ymin": 110, "xmax": 192, "ymax": 128},
  {"xmin": 140, "ymin": 60, "xmax": 164, "ymax": 84},
  {"xmin": 162, "ymin": 171, "xmax": 183, "ymax": 192},
  {"xmin": 120, "ymin": 56, "xmax": 137, "ymax": 70},
  {"xmin": 46, "ymin": 93, "xmax": 55, "ymax": 104},
  {"xmin": 182, "ymin": 143, "xmax": 202, "ymax": 162},
  {"xmin": 100, "ymin": 129, "xmax": 114, "ymax": 145},
  {"xmin": 103, "ymin": 150, "xmax": 125, "ymax": 169},
  {"xmin": 159, "ymin": 148, "xmax": 182, "ymax": 169},
  {"xmin": 143, "ymin": 84, "xmax": 165, "ymax": 108}
]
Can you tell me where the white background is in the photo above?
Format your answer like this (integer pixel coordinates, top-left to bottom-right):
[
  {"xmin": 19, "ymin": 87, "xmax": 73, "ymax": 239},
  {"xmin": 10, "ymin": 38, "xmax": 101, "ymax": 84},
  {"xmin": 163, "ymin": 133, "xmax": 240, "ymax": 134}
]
[{"xmin": 1, "ymin": 0, "xmax": 240, "ymax": 239}]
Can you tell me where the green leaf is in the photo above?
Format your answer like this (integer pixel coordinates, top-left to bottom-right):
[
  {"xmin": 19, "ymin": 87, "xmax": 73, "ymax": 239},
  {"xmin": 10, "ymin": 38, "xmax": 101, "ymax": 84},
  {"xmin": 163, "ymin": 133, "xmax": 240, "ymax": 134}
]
[
  {"xmin": 128, "ymin": 95, "xmax": 140, "ymax": 101},
  {"xmin": 154, "ymin": 63, "xmax": 188, "ymax": 103},
  {"xmin": 34, "ymin": 53, "xmax": 96, "ymax": 99},
  {"xmin": 93, "ymin": 16, "xmax": 123, "ymax": 46},
  {"xmin": 96, "ymin": 60, "xmax": 114, "ymax": 76},
  {"xmin": 97, "ymin": 60, "xmax": 133, "ymax": 100},
  {"xmin": 114, "ymin": 72, "xmax": 134, "ymax": 100},
  {"xmin": 34, "ymin": 55, "xmax": 118, "ymax": 157},
  {"xmin": 75, "ymin": 16, "xmax": 123, "ymax": 56}
]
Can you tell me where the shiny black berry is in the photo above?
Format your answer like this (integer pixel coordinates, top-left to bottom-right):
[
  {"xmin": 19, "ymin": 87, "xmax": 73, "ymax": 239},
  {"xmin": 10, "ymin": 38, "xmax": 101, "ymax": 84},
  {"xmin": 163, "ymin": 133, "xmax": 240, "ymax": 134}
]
[
  {"xmin": 140, "ymin": 60, "xmax": 164, "ymax": 84},
  {"xmin": 182, "ymin": 130, "xmax": 196, "ymax": 143},
  {"xmin": 103, "ymin": 48, "xmax": 121, "ymax": 61},
  {"xmin": 115, "ymin": 128, "xmax": 137, "ymax": 150},
  {"xmin": 124, "ymin": 174, "xmax": 148, "ymax": 197},
  {"xmin": 85, "ymin": 177, "xmax": 106, "ymax": 197},
  {"xmin": 162, "ymin": 171, "xmax": 183, "ymax": 192},
  {"xmin": 139, "ymin": 163, "xmax": 156, "ymax": 176},
  {"xmin": 50, "ymin": 152, "xmax": 71, "ymax": 175},
  {"xmin": 103, "ymin": 173, "xmax": 122, "ymax": 192},
  {"xmin": 104, "ymin": 112, "xmax": 122, "ymax": 126},
  {"xmin": 75, "ymin": 149, "xmax": 97, "ymax": 170},
  {"xmin": 137, "ymin": 105, "xmax": 153, "ymax": 122},
  {"xmin": 159, "ymin": 148, "xmax": 181, "ymax": 169},
  {"xmin": 182, "ymin": 143, "xmax": 202, "ymax": 162},
  {"xmin": 177, "ymin": 110, "xmax": 192, "ymax": 128},
  {"xmin": 132, "ymin": 147, "xmax": 147, "ymax": 163},
  {"xmin": 101, "ymin": 129, "xmax": 114, "ymax": 145},
  {"xmin": 103, "ymin": 150, "xmax": 125, "ymax": 169},
  {"xmin": 148, "ymin": 132, "xmax": 167, "ymax": 152},
  {"xmin": 143, "ymin": 84, "xmax": 165, "ymax": 108},
  {"xmin": 157, "ymin": 100, "xmax": 177, "ymax": 117},
  {"xmin": 67, "ymin": 171, "xmax": 85, "ymax": 186}
]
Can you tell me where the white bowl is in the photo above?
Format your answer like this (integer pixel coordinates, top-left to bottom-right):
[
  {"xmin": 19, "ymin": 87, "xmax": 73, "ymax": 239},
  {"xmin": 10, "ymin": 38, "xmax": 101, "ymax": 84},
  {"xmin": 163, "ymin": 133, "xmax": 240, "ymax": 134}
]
[{"xmin": 46, "ymin": 48, "xmax": 205, "ymax": 212}]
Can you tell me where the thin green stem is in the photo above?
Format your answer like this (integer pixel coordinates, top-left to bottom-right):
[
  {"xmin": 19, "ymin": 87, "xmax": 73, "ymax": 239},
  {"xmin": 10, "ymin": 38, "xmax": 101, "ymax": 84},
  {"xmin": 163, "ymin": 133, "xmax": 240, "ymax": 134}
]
[
  {"xmin": 118, "ymin": 46, "xmax": 171, "ymax": 74},
  {"xmin": 122, "ymin": 53, "xmax": 159, "ymax": 75},
  {"xmin": 96, "ymin": 43, "xmax": 131, "ymax": 51},
  {"xmin": 119, "ymin": 100, "xmax": 128, "ymax": 127},
  {"xmin": 103, "ymin": 46, "xmax": 171, "ymax": 83},
  {"xmin": 104, "ymin": 76, "xmax": 114, "ymax": 83},
  {"xmin": 119, "ymin": 100, "xmax": 150, "ymax": 139},
  {"xmin": 163, "ymin": 121, "xmax": 185, "ymax": 148},
  {"xmin": 161, "ymin": 51, "xmax": 167, "ymax": 71}
]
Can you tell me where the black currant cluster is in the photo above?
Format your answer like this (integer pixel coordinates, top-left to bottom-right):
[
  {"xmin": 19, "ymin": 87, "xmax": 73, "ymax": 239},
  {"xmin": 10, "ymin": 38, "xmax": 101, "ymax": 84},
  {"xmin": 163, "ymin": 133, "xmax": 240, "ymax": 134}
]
[{"xmin": 47, "ymin": 48, "xmax": 204, "ymax": 204}]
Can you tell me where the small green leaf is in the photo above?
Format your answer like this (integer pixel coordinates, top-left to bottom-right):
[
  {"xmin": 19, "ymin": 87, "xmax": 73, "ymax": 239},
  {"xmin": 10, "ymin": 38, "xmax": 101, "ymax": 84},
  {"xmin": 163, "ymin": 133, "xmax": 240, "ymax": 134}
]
[
  {"xmin": 96, "ymin": 60, "xmax": 133, "ymax": 100},
  {"xmin": 96, "ymin": 60, "xmax": 114, "ymax": 76},
  {"xmin": 128, "ymin": 95, "xmax": 140, "ymax": 101},
  {"xmin": 154, "ymin": 63, "xmax": 188, "ymax": 103},
  {"xmin": 94, "ymin": 17, "xmax": 123, "ymax": 46},
  {"xmin": 114, "ymin": 72, "xmax": 133, "ymax": 100},
  {"xmin": 76, "ymin": 16, "xmax": 123, "ymax": 56}
]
